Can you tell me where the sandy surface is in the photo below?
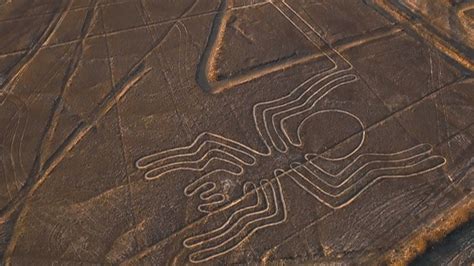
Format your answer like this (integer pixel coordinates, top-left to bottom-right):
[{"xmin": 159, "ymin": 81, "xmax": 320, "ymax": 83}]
[{"xmin": 0, "ymin": 0, "xmax": 472, "ymax": 264}]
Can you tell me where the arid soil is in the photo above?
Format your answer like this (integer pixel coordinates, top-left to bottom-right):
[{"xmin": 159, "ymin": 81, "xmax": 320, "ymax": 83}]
[{"xmin": 0, "ymin": 0, "xmax": 472, "ymax": 264}]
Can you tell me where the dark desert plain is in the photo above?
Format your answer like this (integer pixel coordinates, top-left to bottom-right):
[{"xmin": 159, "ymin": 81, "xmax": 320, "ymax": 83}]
[{"xmin": 0, "ymin": 0, "xmax": 473, "ymax": 265}]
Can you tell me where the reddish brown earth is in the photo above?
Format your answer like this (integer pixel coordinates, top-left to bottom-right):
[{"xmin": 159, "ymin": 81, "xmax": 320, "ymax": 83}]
[{"xmin": 0, "ymin": 0, "xmax": 472, "ymax": 265}]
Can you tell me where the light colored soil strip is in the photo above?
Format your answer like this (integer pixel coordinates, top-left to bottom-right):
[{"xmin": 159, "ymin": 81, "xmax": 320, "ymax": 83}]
[{"xmin": 384, "ymin": 194, "xmax": 473, "ymax": 265}]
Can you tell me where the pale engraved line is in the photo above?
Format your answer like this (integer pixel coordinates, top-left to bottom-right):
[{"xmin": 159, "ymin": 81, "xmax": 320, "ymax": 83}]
[
  {"xmin": 291, "ymin": 150, "xmax": 433, "ymax": 197},
  {"xmin": 135, "ymin": 77, "xmax": 359, "ymax": 189},
  {"xmin": 301, "ymin": 144, "xmax": 434, "ymax": 189},
  {"xmin": 274, "ymin": 75, "xmax": 360, "ymax": 153},
  {"xmin": 131, "ymin": 1, "xmax": 450, "ymax": 263},
  {"xmin": 287, "ymin": 153, "xmax": 446, "ymax": 209},
  {"xmin": 184, "ymin": 181, "xmax": 262, "ymax": 242},
  {"xmin": 255, "ymin": 72, "xmax": 353, "ymax": 153},
  {"xmin": 185, "ymin": 176, "xmax": 287, "ymax": 264},
  {"xmin": 0, "ymin": 92, "xmax": 28, "ymax": 199},
  {"xmin": 292, "ymin": 109, "xmax": 365, "ymax": 161}
]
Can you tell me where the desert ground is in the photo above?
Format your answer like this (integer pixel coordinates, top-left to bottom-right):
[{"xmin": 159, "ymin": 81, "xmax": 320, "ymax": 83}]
[{"xmin": 0, "ymin": 0, "xmax": 472, "ymax": 264}]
